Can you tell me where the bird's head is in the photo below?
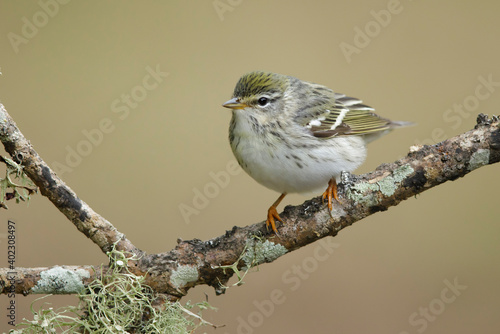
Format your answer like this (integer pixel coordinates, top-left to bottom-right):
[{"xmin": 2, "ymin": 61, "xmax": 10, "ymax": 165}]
[{"xmin": 222, "ymin": 71, "xmax": 290, "ymax": 117}]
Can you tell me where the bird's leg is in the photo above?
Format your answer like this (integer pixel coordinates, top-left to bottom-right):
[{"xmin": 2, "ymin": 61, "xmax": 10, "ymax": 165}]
[
  {"xmin": 266, "ymin": 193, "xmax": 286, "ymax": 233},
  {"xmin": 322, "ymin": 178, "xmax": 339, "ymax": 211}
]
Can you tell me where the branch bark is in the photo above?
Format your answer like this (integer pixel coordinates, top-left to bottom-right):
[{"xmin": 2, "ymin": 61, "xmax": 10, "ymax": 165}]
[
  {"xmin": 1, "ymin": 101, "xmax": 498, "ymax": 300},
  {"xmin": 0, "ymin": 104, "xmax": 141, "ymax": 256}
]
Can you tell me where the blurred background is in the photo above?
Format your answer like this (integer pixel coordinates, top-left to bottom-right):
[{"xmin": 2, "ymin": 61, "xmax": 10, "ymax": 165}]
[{"xmin": 1, "ymin": 1, "xmax": 499, "ymax": 333}]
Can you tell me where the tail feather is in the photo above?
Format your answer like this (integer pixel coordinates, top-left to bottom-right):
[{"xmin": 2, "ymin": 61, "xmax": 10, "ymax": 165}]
[
  {"xmin": 390, "ymin": 120, "xmax": 416, "ymax": 128},
  {"xmin": 363, "ymin": 120, "xmax": 415, "ymax": 144}
]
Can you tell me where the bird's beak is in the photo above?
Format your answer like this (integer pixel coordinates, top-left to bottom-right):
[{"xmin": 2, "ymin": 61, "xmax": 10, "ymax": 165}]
[{"xmin": 222, "ymin": 97, "xmax": 247, "ymax": 110}]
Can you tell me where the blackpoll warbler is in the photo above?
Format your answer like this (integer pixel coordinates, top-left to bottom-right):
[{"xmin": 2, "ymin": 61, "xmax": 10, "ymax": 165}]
[{"xmin": 223, "ymin": 71, "xmax": 412, "ymax": 233}]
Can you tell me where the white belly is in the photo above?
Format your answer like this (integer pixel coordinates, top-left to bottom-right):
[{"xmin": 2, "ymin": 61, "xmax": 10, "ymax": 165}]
[{"xmin": 230, "ymin": 117, "xmax": 367, "ymax": 194}]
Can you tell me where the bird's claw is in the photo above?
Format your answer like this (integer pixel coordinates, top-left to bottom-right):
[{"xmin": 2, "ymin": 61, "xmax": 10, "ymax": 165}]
[
  {"xmin": 266, "ymin": 206, "xmax": 283, "ymax": 234},
  {"xmin": 322, "ymin": 178, "xmax": 340, "ymax": 212}
]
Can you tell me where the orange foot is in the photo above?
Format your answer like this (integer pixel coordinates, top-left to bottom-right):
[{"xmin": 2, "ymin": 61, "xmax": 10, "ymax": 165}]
[
  {"xmin": 266, "ymin": 193, "xmax": 286, "ymax": 233},
  {"xmin": 322, "ymin": 178, "xmax": 339, "ymax": 211}
]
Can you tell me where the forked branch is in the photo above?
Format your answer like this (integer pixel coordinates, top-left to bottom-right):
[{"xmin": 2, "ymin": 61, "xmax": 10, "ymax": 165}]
[{"xmin": 0, "ymin": 102, "xmax": 498, "ymax": 300}]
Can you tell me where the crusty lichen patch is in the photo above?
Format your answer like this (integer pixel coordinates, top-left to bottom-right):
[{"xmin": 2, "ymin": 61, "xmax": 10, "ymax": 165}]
[
  {"xmin": 468, "ymin": 149, "xmax": 490, "ymax": 171},
  {"xmin": 378, "ymin": 164, "xmax": 414, "ymax": 196},
  {"xmin": 31, "ymin": 266, "xmax": 90, "ymax": 294},
  {"xmin": 170, "ymin": 265, "xmax": 199, "ymax": 289},
  {"xmin": 347, "ymin": 165, "xmax": 414, "ymax": 204},
  {"xmin": 347, "ymin": 182, "xmax": 380, "ymax": 206},
  {"xmin": 241, "ymin": 238, "xmax": 288, "ymax": 270}
]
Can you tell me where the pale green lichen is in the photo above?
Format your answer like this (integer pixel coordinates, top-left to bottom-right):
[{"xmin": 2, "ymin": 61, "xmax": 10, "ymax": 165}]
[
  {"xmin": 468, "ymin": 149, "xmax": 490, "ymax": 171},
  {"xmin": 0, "ymin": 156, "xmax": 37, "ymax": 209},
  {"xmin": 241, "ymin": 238, "xmax": 288, "ymax": 270},
  {"xmin": 31, "ymin": 266, "xmax": 90, "ymax": 294},
  {"xmin": 392, "ymin": 164, "xmax": 414, "ymax": 183},
  {"xmin": 16, "ymin": 247, "xmax": 215, "ymax": 333},
  {"xmin": 347, "ymin": 165, "xmax": 414, "ymax": 203},
  {"xmin": 170, "ymin": 265, "xmax": 199, "ymax": 289},
  {"xmin": 213, "ymin": 237, "xmax": 289, "ymax": 291},
  {"xmin": 348, "ymin": 182, "xmax": 380, "ymax": 206},
  {"xmin": 378, "ymin": 165, "xmax": 414, "ymax": 196}
]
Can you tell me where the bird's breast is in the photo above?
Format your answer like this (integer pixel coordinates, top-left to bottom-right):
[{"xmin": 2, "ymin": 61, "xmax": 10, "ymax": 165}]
[{"xmin": 229, "ymin": 112, "xmax": 367, "ymax": 194}]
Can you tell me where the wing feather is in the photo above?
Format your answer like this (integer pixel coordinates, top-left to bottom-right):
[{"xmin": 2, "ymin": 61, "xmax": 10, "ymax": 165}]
[{"xmin": 304, "ymin": 93, "xmax": 394, "ymax": 138}]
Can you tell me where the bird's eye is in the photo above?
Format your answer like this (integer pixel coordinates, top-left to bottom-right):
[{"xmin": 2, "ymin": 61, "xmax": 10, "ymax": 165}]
[{"xmin": 257, "ymin": 97, "xmax": 269, "ymax": 106}]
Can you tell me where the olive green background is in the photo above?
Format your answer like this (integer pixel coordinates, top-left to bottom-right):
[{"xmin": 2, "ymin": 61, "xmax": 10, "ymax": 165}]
[{"xmin": 1, "ymin": 1, "xmax": 499, "ymax": 333}]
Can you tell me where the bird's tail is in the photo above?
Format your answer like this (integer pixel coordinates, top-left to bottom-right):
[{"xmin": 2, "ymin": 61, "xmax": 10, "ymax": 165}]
[
  {"xmin": 390, "ymin": 120, "xmax": 416, "ymax": 128},
  {"xmin": 363, "ymin": 120, "xmax": 415, "ymax": 144}
]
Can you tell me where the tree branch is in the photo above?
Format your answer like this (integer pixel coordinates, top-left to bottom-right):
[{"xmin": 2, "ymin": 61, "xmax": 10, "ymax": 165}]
[
  {"xmin": 1, "ymin": 100, "xmax": 498, "ymax": 300},
  {"xmin": 0, "ymin": 103, "xmax": 141, "ymax": 256}
]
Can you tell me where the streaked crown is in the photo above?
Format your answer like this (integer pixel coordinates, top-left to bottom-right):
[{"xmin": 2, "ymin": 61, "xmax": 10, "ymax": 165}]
[{"xmin": 232, "ymin": 71, "xmax": 287, "ymax": 99}]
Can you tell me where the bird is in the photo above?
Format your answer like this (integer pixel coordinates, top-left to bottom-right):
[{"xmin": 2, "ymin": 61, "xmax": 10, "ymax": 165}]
[{"xmin": 222, "ymin": 71, "xmax": 412, "ymax": 233}]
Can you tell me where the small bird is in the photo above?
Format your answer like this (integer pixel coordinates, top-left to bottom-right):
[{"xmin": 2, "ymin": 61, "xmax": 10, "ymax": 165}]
[{"xmin": 223, "ymin": 71, "xmax": 412, "ymax": 233}]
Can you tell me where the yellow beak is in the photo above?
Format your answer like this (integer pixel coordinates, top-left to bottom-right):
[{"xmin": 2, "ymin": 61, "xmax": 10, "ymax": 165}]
[{"xmin": 222, "ymin": 97, "xmax": 247, "ymax": 109}]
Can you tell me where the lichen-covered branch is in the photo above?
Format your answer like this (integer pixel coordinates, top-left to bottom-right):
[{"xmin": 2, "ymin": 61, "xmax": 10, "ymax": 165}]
[
  {"xmin": 116, "ymin": 113, "xmax": 500, "ymax": 298},
  {"xmin": 0, "ymin": 266, "xmax": 96, "ymax": 295},
  {"xmin": 1, "ymin": 107, "xmax": 497, "ymax": 300},
  {"xmin": 0, "ymin": 103, "xmax": 141, "ymax": 256}
]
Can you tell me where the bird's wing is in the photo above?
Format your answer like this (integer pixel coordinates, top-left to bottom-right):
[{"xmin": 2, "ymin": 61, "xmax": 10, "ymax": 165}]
[{"xmin": 304, "ymin": 93, "xmax": 394, "ymax": 138}]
